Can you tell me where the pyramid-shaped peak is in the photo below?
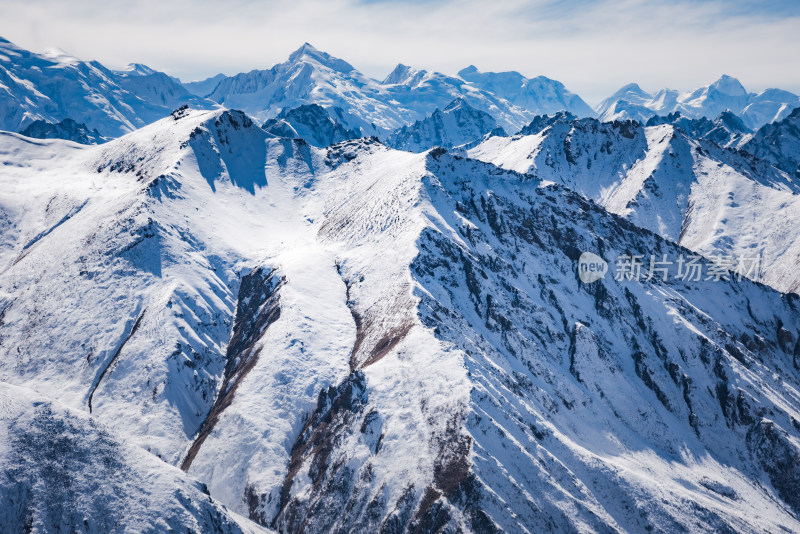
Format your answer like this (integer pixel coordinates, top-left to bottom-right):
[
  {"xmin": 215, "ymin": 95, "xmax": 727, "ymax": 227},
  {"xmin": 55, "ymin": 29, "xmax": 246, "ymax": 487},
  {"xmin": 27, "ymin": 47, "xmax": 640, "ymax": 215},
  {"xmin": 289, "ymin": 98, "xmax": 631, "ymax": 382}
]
[
  {"xmin": 715, "ymin": 110, "xmax": 750, "ymax": 132},
  {"xmin": 443, "ymin": 97, "xmax": 472, "ymax": 112},
  {"xmin": 382, "ymin": 63, "xmax": 412, "ymax": 84},
  {"xmin": 709, "ymin": 74, "xmax": 747, "ymax": 96},
  {"xmin": 458, "ymin": 65, "xmax": 480, "ymax": 77},
  {"xmin": 293, "ymin": 42, "xmax": 319, "ymax": 54},
  {"xmin": 381, "ymin": 63, "xmax": 427, "ymax": 86},
  {"xmin": 615, "ymin": 83, "xmax": 649, "ymax": 96},
  {"xmin": 287, "ymin": 43, "xmax": 354, "ymax": 73}
]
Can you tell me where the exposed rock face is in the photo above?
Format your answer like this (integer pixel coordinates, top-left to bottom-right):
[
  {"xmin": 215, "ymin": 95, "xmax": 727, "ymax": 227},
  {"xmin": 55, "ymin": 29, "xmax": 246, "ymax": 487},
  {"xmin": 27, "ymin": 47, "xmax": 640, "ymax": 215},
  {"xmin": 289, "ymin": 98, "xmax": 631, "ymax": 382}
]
[
  {"xmin": 19, "ymin": 118, "xmax": 106, "ymax": 145},
  {"xmin": 468, "ymin": 114, "xmax": 800, "ymax": 294},
  {"xmin": 0, "ymin": 383, "xmax": 264, "ymax": 533},
  {"xmin": 263, "ymin": 104, "xmax": 362, "ymax": 147},
  {"xmin": 743, "ymin": 106, "xmax": 800, "ymax": 177},
  {"xmin": 1, "ymin": 109, "xmax": 800, "ymax": 533},
  {"xmin": 387, "ymin": 98, "xmax": 506, "ymax": 153}
]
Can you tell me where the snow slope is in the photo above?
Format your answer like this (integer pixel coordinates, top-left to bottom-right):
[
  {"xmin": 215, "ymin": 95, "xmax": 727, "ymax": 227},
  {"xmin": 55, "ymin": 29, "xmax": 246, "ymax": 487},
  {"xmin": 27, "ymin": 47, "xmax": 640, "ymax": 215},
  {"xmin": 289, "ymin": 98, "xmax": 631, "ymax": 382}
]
[
  {"xmin": 387, "ymin": 97, "xmax": 506, "ymax": 152},
  {"xmin": 184, "ymin": 74, "xmax": 229, "ymax": 97},
  {"xmin": 468, "ymin": 116, "xmax": 800, "ymax": 293},
  {"xmin": 0, "ymin": 382, "xmax": 269, "ymax": 533},
  {"xmin": 206, "ymin": 44, "xmax": 533, "ymax": 135},
  {"xmin": 597, "ymin": 75, "xmax": 800, "ymax": 129},
  {"xmin": 1, "ymin": 108, "xmax": 800, "ymax": 533},
  {"xmin": 458, "ymin": 65, "xmax": 596, "ymax": 118},
  {"xmin": 0, "ymin": 36, "xmax": 216, "ymax": 137}
]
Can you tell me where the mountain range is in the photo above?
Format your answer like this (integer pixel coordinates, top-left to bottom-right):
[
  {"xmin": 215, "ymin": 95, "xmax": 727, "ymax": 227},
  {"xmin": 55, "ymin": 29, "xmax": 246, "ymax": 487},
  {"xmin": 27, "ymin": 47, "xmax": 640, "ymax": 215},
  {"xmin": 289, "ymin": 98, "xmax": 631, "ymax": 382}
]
[
  {"xmin": 1, "ymin": 107, "xmax": 800, "ymax": 532},
  {"xmin": 4, "ymin": 36, "xmax": 798, "ymax": 144},
  {"xmin": 596, "ymin": 76, "xmax": 800, "ymax": 130},
  {"xmin": 2, "ymin": 36, "xmax": 800, "ymax": 534},
  {"xmin": 0, "ymin": 37, "xmax": 215, "ymax": 137}
]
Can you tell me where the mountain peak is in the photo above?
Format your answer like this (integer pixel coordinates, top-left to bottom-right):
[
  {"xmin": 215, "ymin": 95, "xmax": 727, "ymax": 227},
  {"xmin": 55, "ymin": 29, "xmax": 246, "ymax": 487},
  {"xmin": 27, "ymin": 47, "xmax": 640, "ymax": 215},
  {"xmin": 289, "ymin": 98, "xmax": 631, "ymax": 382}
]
[
  {"xmin": 42, "ymin": 47, "xmax": 81, "ymax": 65},
  {"xmin": 293, "ymin": 42, "xmax": 319, "ymax": 55},
  {"xmin": 116, "ymin": 63, "xmax": 158, "ymax": 76},
  {"xmin": 709, "ymin": 74, "xmax": 747, "ymax": 96},
  {"xmin": 443, "ymin": 97, "xmax": 471, "ymax": 112},
  {"xmin": 615, "ymin": 82, "xmax": 650, "ymax": 97},
  {"xmin": 382, "ymin": 63, "xmax": 411, "ymax": 84},
  {"xmin": 381, "ymin": 63, "xmax": 427, "ymax": 86},
  {"xmin": 457, "ymin": 65, "xmax": 479, "ymax": 78},
  {"xmin": 715, "ymin": 109, "xmax": 749, "ymax": 131},
  {"xmin": 287, "ymin": 43, "xmax": 354, "ymax": 73}
]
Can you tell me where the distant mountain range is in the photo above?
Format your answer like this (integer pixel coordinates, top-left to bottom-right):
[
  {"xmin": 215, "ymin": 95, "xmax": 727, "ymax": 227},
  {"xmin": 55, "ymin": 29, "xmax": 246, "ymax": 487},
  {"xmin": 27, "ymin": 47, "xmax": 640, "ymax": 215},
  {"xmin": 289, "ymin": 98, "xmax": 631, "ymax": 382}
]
[
  {"xmin": 0, "ymin": 36, "xmax": 215, "ymax": 137},
  {"xmin": 596, "ymin": 76, "xmax": 800, "ymax": 129},
  {"xmin": 4, "ymin": 36, "xmax": 798, "ymax": 143}
]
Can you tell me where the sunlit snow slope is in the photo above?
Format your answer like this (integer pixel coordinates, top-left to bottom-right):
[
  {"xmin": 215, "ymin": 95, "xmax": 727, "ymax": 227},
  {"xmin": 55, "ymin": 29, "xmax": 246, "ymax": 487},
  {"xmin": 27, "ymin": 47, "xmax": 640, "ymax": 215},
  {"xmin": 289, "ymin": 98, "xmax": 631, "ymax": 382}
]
[
  {"xmin": 1, "ymin": 109, "xmax": 799, "ymax": 533},
  {"xmin": 468, "ymin": 116, "xmax": 800, "ymax": 294}
]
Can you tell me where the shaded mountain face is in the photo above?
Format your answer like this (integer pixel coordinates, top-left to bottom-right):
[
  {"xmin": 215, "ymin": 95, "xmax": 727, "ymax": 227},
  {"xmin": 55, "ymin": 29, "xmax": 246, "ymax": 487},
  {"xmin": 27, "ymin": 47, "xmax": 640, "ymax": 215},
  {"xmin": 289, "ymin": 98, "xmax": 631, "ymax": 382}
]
[
  {"xmin": 262, "ymin": 104, "xmax": 362, "ymax": 147},
  {"xmin": 596, "ymin": 75, "xmax": 800, "ymax": 129},
  {"xmin": 743, "ymin": 106, "xmax": 800, "ymax": 177},
  {"xmin": 184, "ymin": 73, "xmax": 228, "ymax": 97},
  {"xmin": 0, "ymin": 37, "xmax": 216, "ymax": 137},
  {"xmin": 458, "ymin": 65, "xmax": 596, "ymax": 118},
  {"xmin": 517, "ymin": 111, "xmax": 578, "ymax": 136},
  {"xmin": 387, "ymin": 97, "xmax": 506, "ymax": 152},
  {"xmin": 646, "ymin": 110, "xmax": 752, "ymax": 148},
  {"xmin": 0, "ymin": 382, "xmax": 267, "ymax": 533},
  {"xmin": 468, "ymin": 115, "xmax": 800, "ymax": 294},
  {"xmin": 1, "ymin": 108, "xmax": 800, "ymax": 533},
  {"xmin": 19, "ymin": 118, "xmax": 107, "ymax": 145}
]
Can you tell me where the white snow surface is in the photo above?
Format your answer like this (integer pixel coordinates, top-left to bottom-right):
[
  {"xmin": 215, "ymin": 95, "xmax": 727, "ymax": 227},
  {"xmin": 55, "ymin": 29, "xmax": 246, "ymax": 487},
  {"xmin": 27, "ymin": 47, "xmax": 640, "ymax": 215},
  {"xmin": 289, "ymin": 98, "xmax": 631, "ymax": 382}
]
[
  {"xmin": 468, "ymin": 118, "xmax": 800, "ymax": 294},
  {"xmin": 0, "ymin": 381, "xmax": 270, "ymax": 533},
  {"xmin": 0, "ymin": 36, "xmax": 217, "ymax": 137},
  {"xmin": 596, "ymin": 76, "xmax": 800, "ymax": 129},
  {"xmin": 1, "ymin": 108, "xmax": 800, "ymax": 532}
]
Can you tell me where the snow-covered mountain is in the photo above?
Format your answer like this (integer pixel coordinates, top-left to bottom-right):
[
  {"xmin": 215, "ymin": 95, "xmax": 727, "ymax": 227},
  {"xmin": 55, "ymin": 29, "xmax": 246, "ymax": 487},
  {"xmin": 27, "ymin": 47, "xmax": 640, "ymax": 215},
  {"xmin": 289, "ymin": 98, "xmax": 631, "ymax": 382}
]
[
  {"xmin": 1, "ymin": 107, "xmax": 800, "ymax": 532},
  {"xmin": 4, "ymin": 35, "xmax": 798, "ymax": 144},
  {"xmin": 262, "ymin": 104, "xmax": 362, "ymax": 147},
  {"xmin": 0, "ymin": 382, "xmax": 268, "ymax": 533},
  {"xmin": 204, "ymin": 44, "xmax": 534, "ymax": 135},
  {"xmin": 597, "ymin": 75, "xmax": 800, "ymax": 129},
  {"xmin": 387, "ymin": 97, "xmax": 506, "ymax": 152},
  {"xmin": 184, "ymin": 73, "xmax": 228, "ymax": 97},
  {"xmin": 468, "ymin": 115, "xmax": 800, "ymax": 293},
  {"xmin": 742, "ymin": 106, "xmax": 800, "ymax": 177},
  {"xmin": 19, "ymin": 118, "xmax": 106, "ymax": 145},
  {"xmin": 646, "ymin": 110, "xmax": 752, "ymax": 148},
  {"xmin": 458, "ymin": 65, "xmax": 596, "ymax": 118},
  {"xmin": 0, "ymin": 36, "xmax": 216, "ymax": 137}
]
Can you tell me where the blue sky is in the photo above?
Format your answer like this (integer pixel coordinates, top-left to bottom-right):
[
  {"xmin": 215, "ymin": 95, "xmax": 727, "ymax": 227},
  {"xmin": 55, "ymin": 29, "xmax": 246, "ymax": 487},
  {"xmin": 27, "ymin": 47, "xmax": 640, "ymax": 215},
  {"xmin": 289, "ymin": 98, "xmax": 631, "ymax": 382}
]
[{"xmin": 1, "ymin": 0, "xmax": 798, "ymax": 104}]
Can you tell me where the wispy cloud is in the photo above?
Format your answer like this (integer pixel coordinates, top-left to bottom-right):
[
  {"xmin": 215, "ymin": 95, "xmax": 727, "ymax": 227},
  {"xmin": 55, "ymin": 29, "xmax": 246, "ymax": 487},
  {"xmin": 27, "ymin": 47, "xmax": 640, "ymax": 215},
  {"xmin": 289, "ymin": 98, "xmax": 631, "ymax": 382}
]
[{"xmin": 2, "ymin": 0, "xmax": 798, "ymax": 104}]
